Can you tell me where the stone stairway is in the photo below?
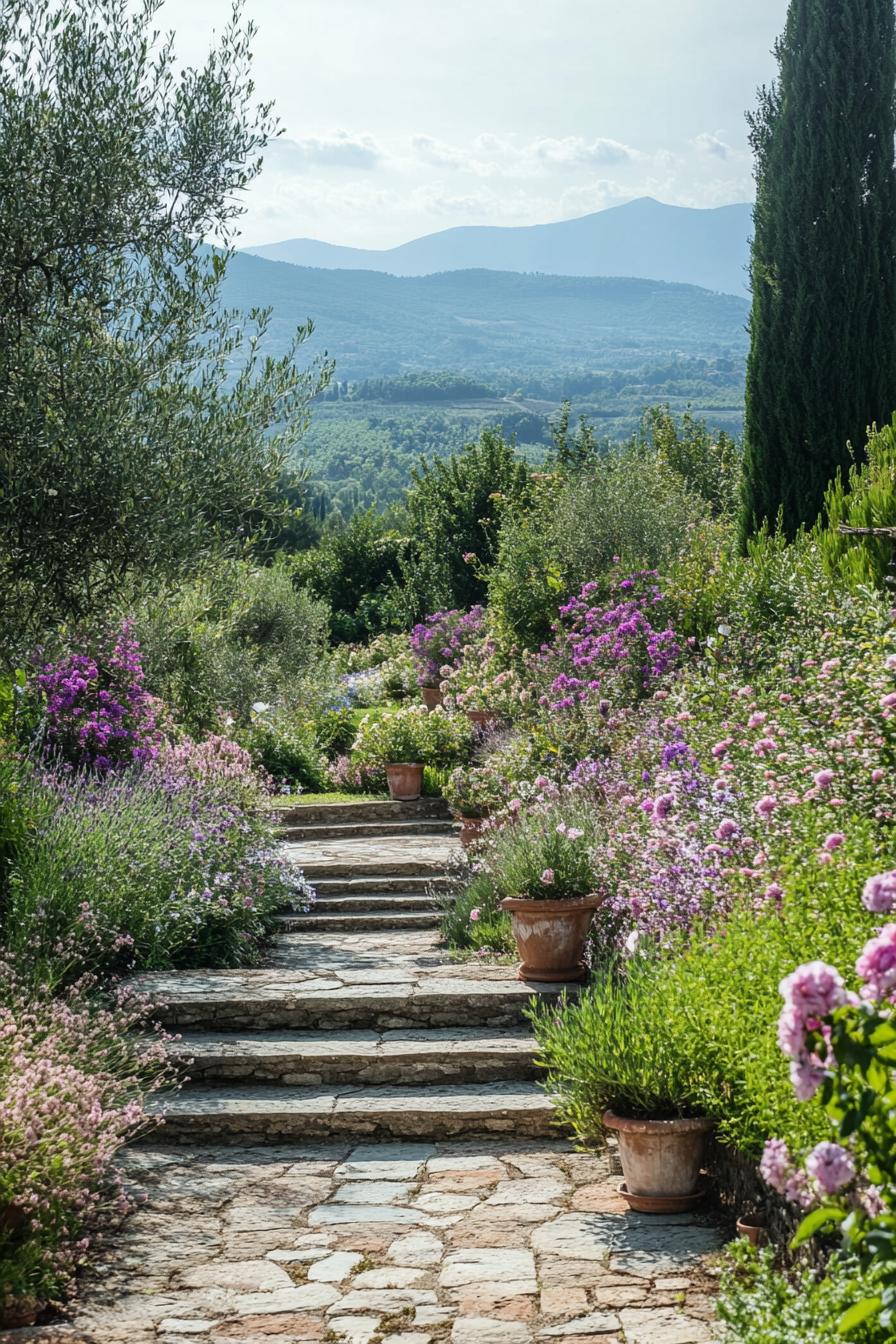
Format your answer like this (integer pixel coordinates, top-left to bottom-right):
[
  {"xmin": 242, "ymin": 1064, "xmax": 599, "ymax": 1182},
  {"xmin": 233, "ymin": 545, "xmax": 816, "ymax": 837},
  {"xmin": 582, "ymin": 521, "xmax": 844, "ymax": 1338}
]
[{"xmin": 137, "ymin": 800, "xmax": 581, "ymax": 1144}]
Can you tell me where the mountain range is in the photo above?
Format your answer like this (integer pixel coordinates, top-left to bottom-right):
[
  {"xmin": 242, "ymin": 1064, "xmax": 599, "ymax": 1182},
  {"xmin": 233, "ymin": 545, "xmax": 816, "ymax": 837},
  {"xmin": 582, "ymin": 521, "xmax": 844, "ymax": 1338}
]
[
  {"xmin": 221, "ymin": 251, "xmax": 750, "ymax": 382},
  {"xmin": 243, "ymin": 197, "xmax": 753, "ymax": 297}
]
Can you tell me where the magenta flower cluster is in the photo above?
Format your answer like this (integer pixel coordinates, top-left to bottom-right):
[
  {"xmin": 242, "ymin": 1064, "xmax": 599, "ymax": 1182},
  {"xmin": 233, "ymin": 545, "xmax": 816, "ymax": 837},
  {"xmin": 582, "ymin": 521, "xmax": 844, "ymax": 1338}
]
[
  {"xmin": 410, "ymin": 607, "xmax": 486, "ymax": 687},
  {"xmin": 32, "ymin": 622, "xmax": 160, "ymax": 772},
  {"xmin": 541, "ymin": 573, "xmax": 681, "ymax": 712}
]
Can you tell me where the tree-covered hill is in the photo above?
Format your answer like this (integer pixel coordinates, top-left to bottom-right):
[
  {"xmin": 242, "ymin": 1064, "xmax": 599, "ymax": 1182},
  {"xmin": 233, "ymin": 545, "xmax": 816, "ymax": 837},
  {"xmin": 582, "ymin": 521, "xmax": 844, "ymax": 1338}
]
[{"xmin": 221, "ymin": 252, "xmax": 750, "ymax": 382}]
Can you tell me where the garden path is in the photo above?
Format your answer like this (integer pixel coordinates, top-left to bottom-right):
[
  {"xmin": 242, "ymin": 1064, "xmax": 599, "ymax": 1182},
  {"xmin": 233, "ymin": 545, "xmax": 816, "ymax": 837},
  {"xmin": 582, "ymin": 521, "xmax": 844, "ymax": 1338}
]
[{"xmin": 24, "ymin": 802, "xmax": 723, "ymax": 1344}]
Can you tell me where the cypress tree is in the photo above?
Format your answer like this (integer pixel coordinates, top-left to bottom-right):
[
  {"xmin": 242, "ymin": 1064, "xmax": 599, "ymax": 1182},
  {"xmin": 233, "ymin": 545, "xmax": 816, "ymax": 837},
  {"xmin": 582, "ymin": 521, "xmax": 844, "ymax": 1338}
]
[{"xmin": 741, "ymin": 0, "xmax": 896, "ymax": 541}]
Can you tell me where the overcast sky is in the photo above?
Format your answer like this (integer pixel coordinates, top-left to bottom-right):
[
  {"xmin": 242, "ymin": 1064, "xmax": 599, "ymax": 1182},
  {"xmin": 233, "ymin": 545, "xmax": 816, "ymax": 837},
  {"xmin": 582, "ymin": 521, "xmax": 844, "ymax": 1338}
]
[{"xmin": 161, "ymin": 0, "xmax": 788, "ymax": 249}]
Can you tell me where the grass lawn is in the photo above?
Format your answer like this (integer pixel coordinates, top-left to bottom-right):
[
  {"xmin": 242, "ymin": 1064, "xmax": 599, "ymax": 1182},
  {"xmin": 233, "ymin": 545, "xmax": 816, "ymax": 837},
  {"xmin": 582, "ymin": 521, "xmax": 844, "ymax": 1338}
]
[{"xmin": 268, "ymin": 790, "xmax": 389, "ymax": 807}]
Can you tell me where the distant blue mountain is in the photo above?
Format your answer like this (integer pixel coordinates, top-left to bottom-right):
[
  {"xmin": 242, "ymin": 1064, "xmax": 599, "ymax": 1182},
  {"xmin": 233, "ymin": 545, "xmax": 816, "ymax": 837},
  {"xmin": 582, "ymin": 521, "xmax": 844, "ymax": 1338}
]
[{"xmin": 243, "ymin": 197, "xmax": 753, "ymax": 297}]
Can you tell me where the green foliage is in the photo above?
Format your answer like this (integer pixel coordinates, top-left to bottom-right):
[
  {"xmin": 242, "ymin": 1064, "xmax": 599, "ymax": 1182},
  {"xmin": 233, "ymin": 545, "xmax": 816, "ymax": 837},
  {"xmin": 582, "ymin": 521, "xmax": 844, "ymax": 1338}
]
[
  {"xmin": 135, "ymin": 561, "xmax": 331, "ymax": 732},
  {"xmin": 818, "ymin": 417, "xmax": 896, "ymax": 589},
  {"xmin": 716, "ymin": 1245, "xmax": 887, "ymax": 1344},
  {"xmin": 789, "ymin": 998, "xmax": 896, "ymax": 1334},
  {"xmin": 234, "ymin": 711, "xmax": 326, "ymax": 791},
  {"xmin": 0, "ymin": 0, "xmax": 331, "ymax": 647},
  {"xmin": 293, "ymin": 509, "xmax": 408, "ymax": 643},
  {"xmin": 489, "ymin": 416, "xmax": 716, "ymax": 650},
  {"xmin": 1, "ymin": 763, "xmax": 302, "ymax": 983},
  {"xmin": 401, "ymin": 428, "xmax": 532, "ymax": 617},
  {"xmin": 530, "ymin": 960, "xmax": 707, "ymax": 1126},
  {"xmin": 741, "ymin": 0, "xmax": 896, "ymax": 541},
  {"xmin": 439, "ymin": 868, "xmax": 514, "ymax": 957},
  {"xmin": 533, "ymin": 840, "xmax": 883, "ymax": 1158},
  {"xmin": 350, "ymin": 706, "xmax": 473, "ymax": 773}
]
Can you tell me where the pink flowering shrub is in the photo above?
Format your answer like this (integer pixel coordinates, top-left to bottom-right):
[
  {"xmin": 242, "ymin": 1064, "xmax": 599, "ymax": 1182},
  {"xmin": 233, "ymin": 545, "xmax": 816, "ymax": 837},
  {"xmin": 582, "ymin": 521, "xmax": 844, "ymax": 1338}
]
[
  {"xmin": 759, "ymin": 880, "xmax": 896, "ymax": 1333},
  {"xmin": 537, "ymin": 571, "xmax": 682, "ymax": 714},
  {"xmin": 0, "ymin": 969, "xmax": 176, "ymax": 1310},
  {"xmin": 29, "ymin": 622, "xmax": 161, "ymax": 772}
]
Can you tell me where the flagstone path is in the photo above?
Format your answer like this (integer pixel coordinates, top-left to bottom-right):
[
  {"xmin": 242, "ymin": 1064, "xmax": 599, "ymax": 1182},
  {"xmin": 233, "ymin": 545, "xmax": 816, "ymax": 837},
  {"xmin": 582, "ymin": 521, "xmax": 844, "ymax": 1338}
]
[{"xmin": 23, "ymin": 801, "xmax": 724, "ymax": 1344}]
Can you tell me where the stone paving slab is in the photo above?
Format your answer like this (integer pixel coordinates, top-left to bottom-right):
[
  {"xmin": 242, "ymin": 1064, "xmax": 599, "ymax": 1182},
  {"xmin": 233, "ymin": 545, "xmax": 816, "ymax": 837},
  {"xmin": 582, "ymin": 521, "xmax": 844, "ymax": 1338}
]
[{"xmin": 30, "ymin": 1140, "xmax": 722, "ymax": 1343}]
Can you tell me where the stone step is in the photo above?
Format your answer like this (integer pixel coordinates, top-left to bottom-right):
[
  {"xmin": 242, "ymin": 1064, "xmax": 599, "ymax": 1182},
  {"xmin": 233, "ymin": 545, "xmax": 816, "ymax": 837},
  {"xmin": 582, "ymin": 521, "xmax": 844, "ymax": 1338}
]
[
  {"xmin": 270, "ymin": 799, "xmax": 451, "ymax": 827},
  {"xmin": 169, "ymin": 1028, "xmax": 537, "ymax": 1086},
  {"xmin": 149, "ymin": 975, "xmax": 577, "ymax": 1033},
  {"xmin": 299, "ymin": 892, "xmax": 442, "ymax": 913},
  {"xmin": 276, "ymin": 910, "xmax": 440, "ymax": 932},
  {"xmin": 297, "ymin": 857, "xmax": 452, "ymax": 880},
  {"xmin": 311, "ymin": 874, "xmax": 451, "ymax": 896},
  {"xmin": 150, "ymin": 1081, "xmax": 557, "ymax": 1143},
  {"xmin": 279, "ymin": 819, "xmax": 457, "ymax": 843}
]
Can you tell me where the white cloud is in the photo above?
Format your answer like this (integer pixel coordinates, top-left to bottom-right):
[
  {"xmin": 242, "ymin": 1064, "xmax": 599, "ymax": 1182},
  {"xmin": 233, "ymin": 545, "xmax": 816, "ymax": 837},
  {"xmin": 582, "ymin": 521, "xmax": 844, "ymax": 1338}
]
[
  {"xmin": 692, "ymin": 131, "xmax": 732, "ymax": 160},
  {"xmin": 410, "ymin": 135, "xmax": 466, "ymax": 169},
  {"xmin": 530, "ymin": 136, "xmax": 637, "ymax": 167},
  {"xmin": 268, "ymin": 130, "xmax": 383, "ymax": 171}
]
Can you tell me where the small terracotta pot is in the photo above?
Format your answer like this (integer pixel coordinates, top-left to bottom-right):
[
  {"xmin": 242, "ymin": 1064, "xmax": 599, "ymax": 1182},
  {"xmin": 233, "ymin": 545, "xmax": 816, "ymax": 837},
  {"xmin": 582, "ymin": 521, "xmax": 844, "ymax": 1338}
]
[
  {"xmin": 603, "ymin": 1111, "xmax": 714, "ymax": 1213},
  {"xmin": 467, "ymin": 709, "xmax": 501, "ymax": 731},
  {"xmin": 385, "ymin": 763, "xmax": 424, "ymax": 801},
  {"xmin": 457, "ymin": 814, "xmax": 488, "ymax": 848},
  {"xmin": 499, "ymin": 895, "xmax": 601, "ymax": 982},
  {"xmin": 420, "ymin": 686, "xmax": 443, "ymax": 711},
  {"xmin": 0, "ymin": 1298, "xmax": 44, "ymax": 1327},
  {"xmin": 736, "ymin": 1213, "xmax": 767, "ymax": 1247}
]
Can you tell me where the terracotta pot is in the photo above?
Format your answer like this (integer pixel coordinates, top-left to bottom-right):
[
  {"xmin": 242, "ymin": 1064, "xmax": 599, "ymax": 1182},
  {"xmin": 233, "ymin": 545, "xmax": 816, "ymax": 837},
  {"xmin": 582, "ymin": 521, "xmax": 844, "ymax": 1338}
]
[
  {"xmin": 499, "ymin": 895, "xmax": 601, "ymax": 982},
  {"xmin": 0, "ymin": 1298, "xmax": 43, "ymax": 1327},
  {"xmin": 603, "ymin": 1111, "xmax": 714, "ymax": 1213},
  {"xmin": 420, "ymin": 686, "xmax": 443, "ymax": 711},
  {"xmin": 736, "ymin": 1213, "xmax": 767, "ymax": 1247},
  {"xmin": 457, "ymin": 814, "xmax": 488, "ymax": 848},
  {"xmin": 385, "ymin": 762, "xmax": 424, "ymax": 801},
  {"xmin": 467, "ymin": 709, "xmax": 500, "ymax": 731}
]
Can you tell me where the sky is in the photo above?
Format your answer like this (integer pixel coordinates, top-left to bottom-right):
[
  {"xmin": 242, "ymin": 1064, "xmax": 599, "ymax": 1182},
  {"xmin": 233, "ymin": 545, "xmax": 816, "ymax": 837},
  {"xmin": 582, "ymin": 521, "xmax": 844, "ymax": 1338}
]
[{"xmin": 161, "ymin": 0, "xmax": 789, "ymax": 250}]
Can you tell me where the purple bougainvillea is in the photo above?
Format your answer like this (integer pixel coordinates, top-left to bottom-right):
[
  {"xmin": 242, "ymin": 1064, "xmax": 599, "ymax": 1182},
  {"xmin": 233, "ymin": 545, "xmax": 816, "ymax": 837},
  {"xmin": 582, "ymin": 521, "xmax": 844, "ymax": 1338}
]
[{"xmin": 31, "ymin": 622, "xmax": 160, "ymax": 771}]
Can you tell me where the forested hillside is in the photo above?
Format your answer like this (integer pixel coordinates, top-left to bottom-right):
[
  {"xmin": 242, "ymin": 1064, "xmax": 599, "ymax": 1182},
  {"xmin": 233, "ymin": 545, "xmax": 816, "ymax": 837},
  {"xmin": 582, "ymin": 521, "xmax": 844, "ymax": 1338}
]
[{"xmin": 221, "ymin": 252, "xmax": 749, "ymax": 381}]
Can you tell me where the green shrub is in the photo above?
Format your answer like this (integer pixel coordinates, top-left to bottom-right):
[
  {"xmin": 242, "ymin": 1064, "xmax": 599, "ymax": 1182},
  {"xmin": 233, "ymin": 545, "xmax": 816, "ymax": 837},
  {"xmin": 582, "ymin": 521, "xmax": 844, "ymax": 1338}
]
[
  {"xmin": 439, "ymin": 866, "xmax": 513, "ymax": 956},
  {"xmin": 135, "ymin": 559, "xmax": 331, "ymax": 732},
  {"xmin": 351, "ymin": 706, "xmax": 473, "ymax": 774},
  {"xmin": 817, "ymin": 415, "xmax": 896, "ymax": 590},
  {"xmin": 530, "ymin": 959, "xmax": 707, "ymax": 1131},
  {"xmin": 3, "ymin": 759, "xmax": 310, "ymax": 984},
  {"xmin": 292, "ymin": 509, "xmax": 408, "ymax": 643},
  {"xmin": 235, "ymin": 711, "xmax": 327, "ymax": 791},
  {"xmin": 716, "ymin": 1245, "xmax": 886, "ymax": 1344},
  {"xmin": 473, "ymin": 794, "xmax": 605, "ymax": 903}
]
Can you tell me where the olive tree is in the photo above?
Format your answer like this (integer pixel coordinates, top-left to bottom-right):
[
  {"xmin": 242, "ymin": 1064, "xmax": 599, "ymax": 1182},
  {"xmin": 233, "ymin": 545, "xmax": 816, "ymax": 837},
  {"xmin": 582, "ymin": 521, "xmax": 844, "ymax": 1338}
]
[{"xmin": 0, "ymin": 0, "xmax": 330, "ymax": 645}]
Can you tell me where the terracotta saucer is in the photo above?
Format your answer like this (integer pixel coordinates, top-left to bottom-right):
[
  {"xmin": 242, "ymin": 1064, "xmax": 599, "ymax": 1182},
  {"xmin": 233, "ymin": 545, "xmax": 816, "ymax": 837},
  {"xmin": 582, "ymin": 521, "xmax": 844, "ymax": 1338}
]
[{"xmin": 617, "ymin": 1180, "xmax": 706, "ymax": 1214}]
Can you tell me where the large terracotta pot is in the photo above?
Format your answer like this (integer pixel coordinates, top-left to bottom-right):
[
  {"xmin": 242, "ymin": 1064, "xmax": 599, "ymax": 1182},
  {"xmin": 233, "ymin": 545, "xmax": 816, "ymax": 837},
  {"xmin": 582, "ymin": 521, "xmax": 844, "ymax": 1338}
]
[
  {"xmin": 385, "ymin": 762, "xmax": 424, "ymax": 801},
  {"xmin": 421, "ymin": 686, "xmax": 443, "ymax": 711},
  {"xmin": 603, "ymin": 1111, "xmax": 714, "ymax": 1213},
  {"xmin": 499, "ymin": 895, "xmax": 601, "ymax": 982},
  {"xmin": 456, "ymin": 814, "xmax": 488, "ymax": 848}
]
